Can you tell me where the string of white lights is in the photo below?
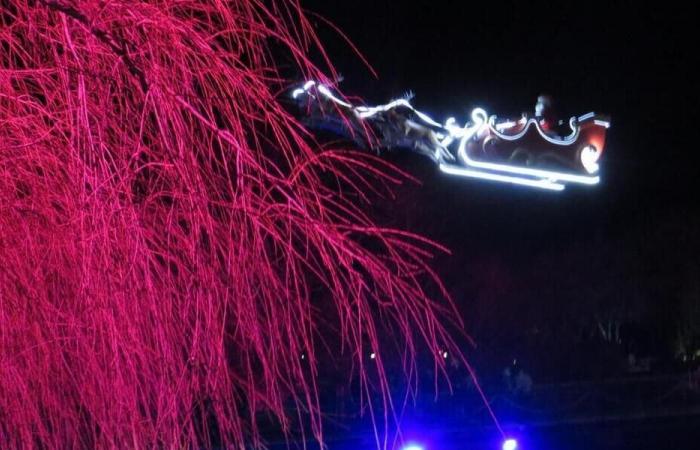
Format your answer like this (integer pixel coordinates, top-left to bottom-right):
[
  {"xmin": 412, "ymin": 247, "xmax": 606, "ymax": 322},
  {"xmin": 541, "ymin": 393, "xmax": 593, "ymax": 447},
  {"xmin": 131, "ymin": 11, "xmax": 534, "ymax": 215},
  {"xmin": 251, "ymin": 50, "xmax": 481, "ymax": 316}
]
[{"xmin": 293, "ymin": 81, "xmax": 608, "ymax": 191}]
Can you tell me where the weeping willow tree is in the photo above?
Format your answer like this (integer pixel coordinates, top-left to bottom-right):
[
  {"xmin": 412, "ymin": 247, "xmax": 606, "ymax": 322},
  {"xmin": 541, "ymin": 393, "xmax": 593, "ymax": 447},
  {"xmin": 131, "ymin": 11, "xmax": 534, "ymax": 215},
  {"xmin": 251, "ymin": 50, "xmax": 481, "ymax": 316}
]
[{"xmin": 0, "ymin": 1, "xmax": 466, "ymax": 448}]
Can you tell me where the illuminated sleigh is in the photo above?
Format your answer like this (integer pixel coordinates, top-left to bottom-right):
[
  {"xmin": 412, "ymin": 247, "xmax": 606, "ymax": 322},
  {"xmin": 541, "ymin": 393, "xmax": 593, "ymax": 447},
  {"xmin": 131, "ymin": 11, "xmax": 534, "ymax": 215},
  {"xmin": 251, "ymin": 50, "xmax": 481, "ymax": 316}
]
[
  {"xmin": 439, "ymin": 109, "xmax": 610, "ymax": 190},
  {"xmin": 292, "ymin": 81, "xmax": 610, "ymax": 191}
]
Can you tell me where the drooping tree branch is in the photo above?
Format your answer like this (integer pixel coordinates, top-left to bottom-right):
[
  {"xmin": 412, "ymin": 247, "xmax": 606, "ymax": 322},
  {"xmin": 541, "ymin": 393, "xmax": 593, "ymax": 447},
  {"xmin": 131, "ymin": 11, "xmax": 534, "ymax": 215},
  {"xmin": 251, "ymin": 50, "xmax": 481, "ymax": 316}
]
[
  {"xmin": 39, "ymin": 0, "xmax": 149, "ymax": 92},
  {"xmin": 1, "ymin": 1, "xmax": 462, "ymax": 448}
]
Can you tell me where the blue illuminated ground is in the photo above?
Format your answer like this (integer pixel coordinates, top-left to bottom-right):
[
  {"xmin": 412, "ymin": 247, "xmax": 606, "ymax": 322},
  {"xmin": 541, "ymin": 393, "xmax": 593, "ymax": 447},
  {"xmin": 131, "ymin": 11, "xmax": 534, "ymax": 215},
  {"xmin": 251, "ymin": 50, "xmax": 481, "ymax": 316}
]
[{"xmin": 266, "ymin": 414, "xmax": 700, "ymax": 450}]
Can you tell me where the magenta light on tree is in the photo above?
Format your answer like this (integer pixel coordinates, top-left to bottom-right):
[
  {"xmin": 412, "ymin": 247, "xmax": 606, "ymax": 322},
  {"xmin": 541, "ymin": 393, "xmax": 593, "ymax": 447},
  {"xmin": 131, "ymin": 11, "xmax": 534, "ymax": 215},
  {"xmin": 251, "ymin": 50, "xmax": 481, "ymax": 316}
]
[{"xmin": 0, "ymin": 1, "xmax": 476, "ymax": 448}]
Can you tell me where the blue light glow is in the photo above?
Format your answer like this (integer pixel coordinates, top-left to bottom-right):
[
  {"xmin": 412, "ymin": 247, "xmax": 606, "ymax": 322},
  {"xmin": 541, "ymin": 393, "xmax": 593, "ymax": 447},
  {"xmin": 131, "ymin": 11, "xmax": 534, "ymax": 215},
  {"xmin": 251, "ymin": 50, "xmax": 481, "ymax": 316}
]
[
  {"xmin": 502, "ymin": 438, "xmax": 518, "ymax": 450},
  {"xmin": 402, "ymin": 445, "xmax": 424, "ymax": 450}
]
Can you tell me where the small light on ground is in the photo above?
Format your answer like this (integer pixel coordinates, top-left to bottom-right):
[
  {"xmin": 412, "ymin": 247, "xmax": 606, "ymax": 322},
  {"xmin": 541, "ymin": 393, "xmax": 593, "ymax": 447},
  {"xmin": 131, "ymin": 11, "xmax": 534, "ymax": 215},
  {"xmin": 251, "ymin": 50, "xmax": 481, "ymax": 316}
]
[
  {"xmin": 502, "ymin": 438, "xmax": 518, "ymax": 450},
  {"xmin": 402, "ymin": 445, "xmax": 424, "ymax": 450}
]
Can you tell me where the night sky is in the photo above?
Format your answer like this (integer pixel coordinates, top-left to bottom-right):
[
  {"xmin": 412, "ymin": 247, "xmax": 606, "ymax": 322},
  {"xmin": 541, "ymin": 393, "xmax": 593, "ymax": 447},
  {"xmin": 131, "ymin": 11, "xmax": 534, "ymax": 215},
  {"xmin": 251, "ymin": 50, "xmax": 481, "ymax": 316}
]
[
  {"xmin": 300, "ymin": 1, "xmax": 699, "ymax": 361},
  {"xmin": 299, "ymin": 1, "xmax": 697, "ymax": 254}
]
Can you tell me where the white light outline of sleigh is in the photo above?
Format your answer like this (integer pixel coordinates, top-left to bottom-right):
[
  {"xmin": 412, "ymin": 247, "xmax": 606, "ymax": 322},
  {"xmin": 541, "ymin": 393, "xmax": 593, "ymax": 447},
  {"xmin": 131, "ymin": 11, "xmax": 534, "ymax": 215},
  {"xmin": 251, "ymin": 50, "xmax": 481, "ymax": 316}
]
[
  {"xmin": 293, "ymin": 81, "xmax": 611, "ymax": 191},
  {"xmin": 439, "ymin": 109, "xmax": 610, "ymax": 191}
]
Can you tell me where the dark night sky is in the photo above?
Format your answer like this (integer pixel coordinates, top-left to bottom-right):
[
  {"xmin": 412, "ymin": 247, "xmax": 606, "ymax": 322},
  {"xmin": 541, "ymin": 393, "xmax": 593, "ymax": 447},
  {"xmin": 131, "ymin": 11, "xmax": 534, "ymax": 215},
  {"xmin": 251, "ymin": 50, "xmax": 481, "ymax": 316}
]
[
  {"xmin": 292, "ymin": 4, "xmax": 700, "ymax": 439},
  {"xmin": 300, "ymin": 1, "xmax": 698, "ymax": 257}
]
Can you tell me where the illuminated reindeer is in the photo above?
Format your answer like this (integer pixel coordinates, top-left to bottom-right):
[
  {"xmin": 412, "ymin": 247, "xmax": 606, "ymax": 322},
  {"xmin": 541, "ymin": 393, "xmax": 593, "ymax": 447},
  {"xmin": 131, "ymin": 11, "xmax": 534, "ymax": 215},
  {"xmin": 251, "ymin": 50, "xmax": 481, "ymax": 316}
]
[{"xmin": 293, "ymin": 81, "xmax": 610, "ymax": 191}]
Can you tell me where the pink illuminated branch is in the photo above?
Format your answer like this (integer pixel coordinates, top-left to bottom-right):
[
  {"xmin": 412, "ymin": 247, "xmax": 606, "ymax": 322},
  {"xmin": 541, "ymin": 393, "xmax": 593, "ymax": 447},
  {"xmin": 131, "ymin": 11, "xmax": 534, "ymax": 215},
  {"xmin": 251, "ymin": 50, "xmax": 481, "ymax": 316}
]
[{"xmin": 0, "ymin": 1, "xmax": 471, "ymax": 448}]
